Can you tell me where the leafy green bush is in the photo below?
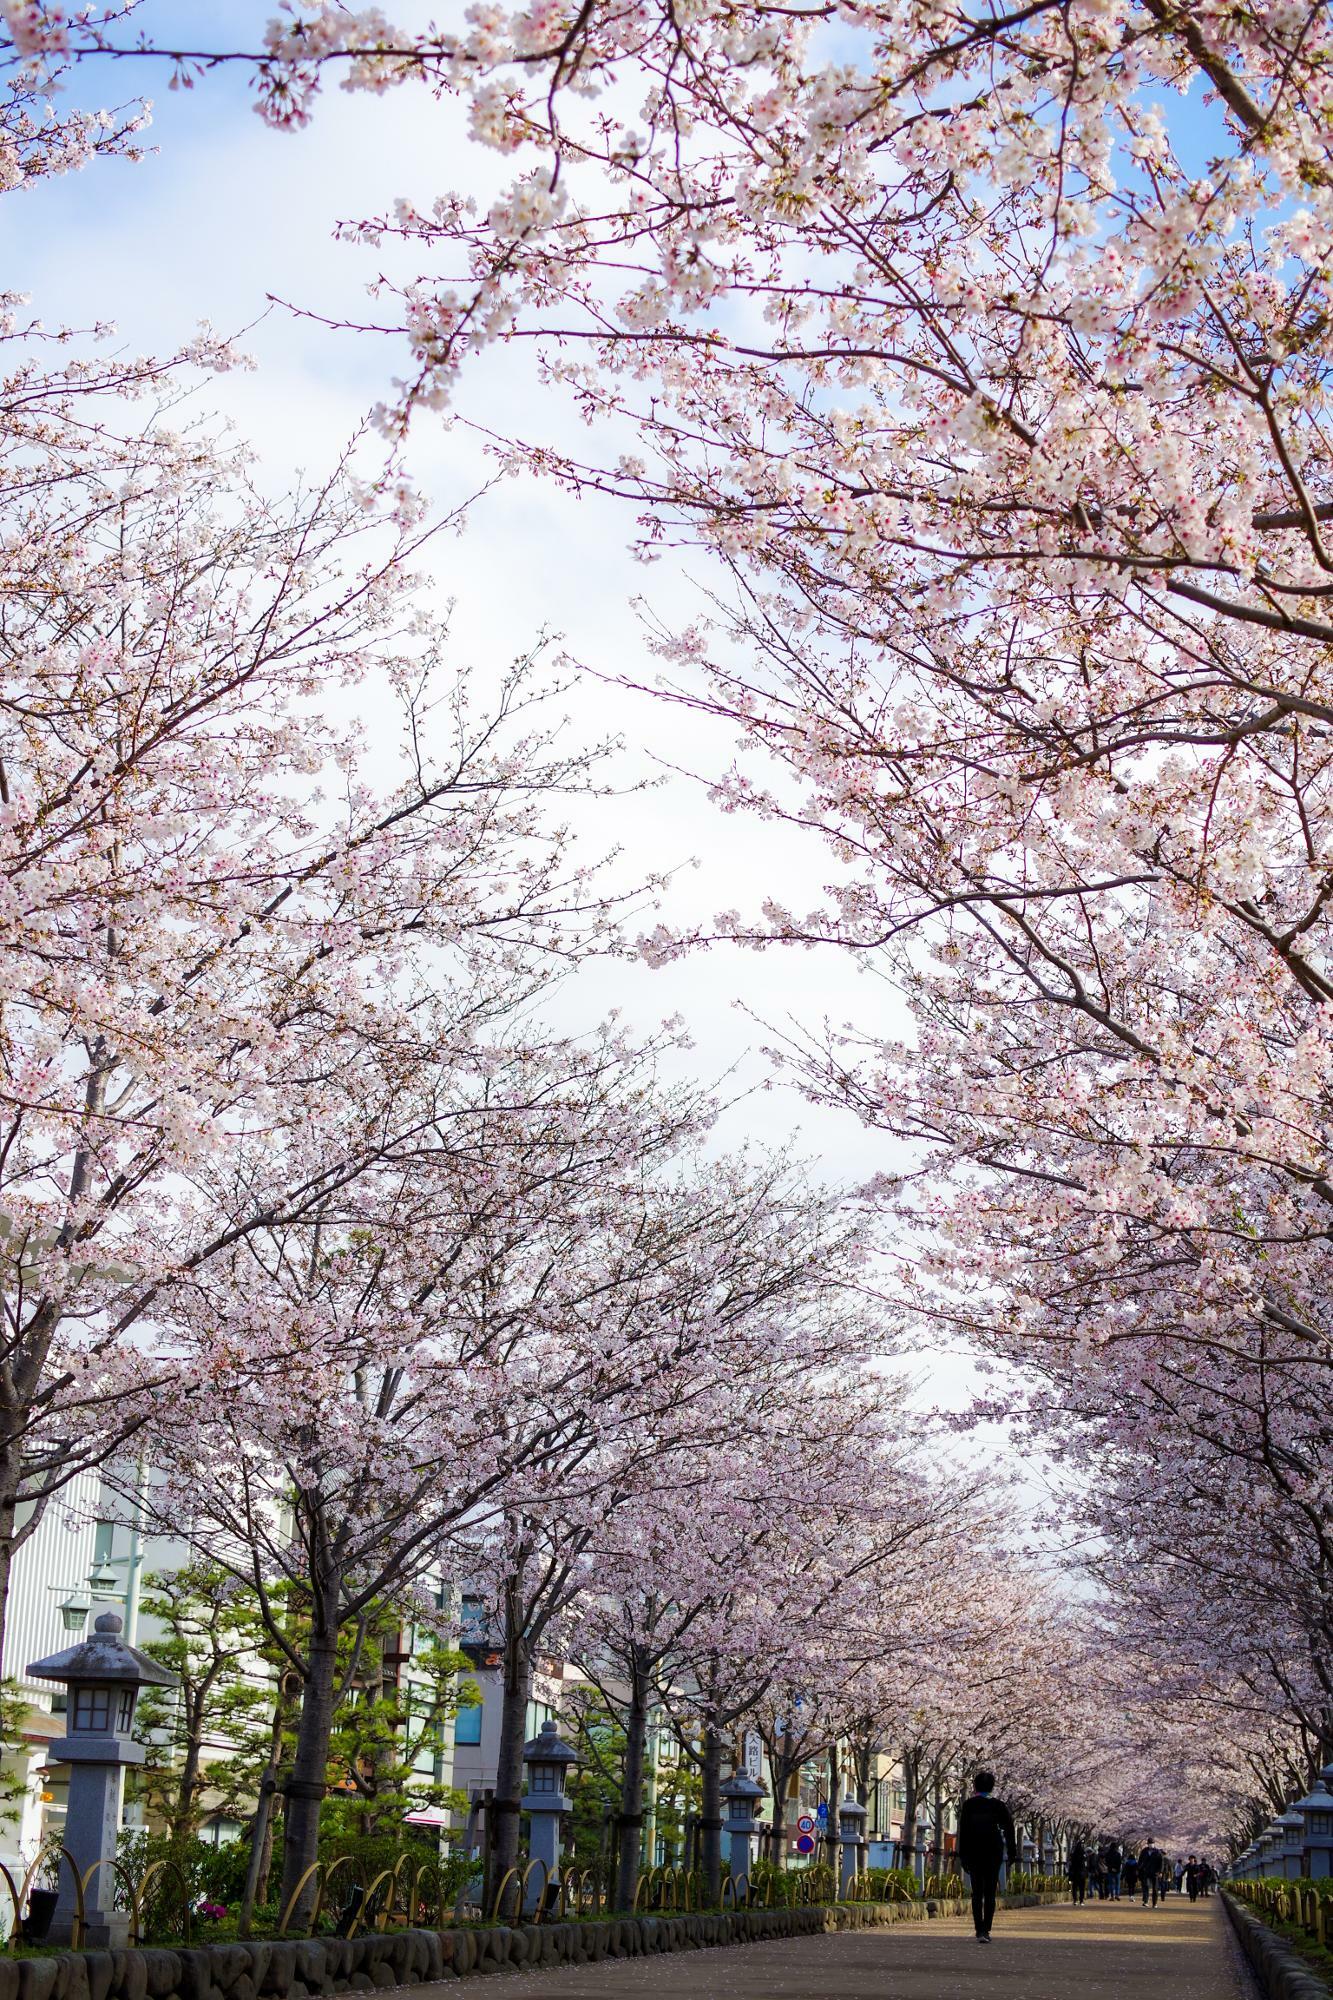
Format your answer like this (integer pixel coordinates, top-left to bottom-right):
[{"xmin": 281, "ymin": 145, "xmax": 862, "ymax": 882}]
[
  {"xmin": 864, "ymin": 1865, "xmax": 920, "ymax": 1901},
  {"xmin": 118, "ymin": 1831, "xmax": 253, "ymax": 1910},
  {"xmin": 315, "ymin": 1833, "xmax": 474, "ymax": 1922}
]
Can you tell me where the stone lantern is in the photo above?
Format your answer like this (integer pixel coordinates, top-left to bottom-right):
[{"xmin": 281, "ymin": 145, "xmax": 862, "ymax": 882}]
[
  {"xmin": 1257, "ymin": 1823, "xmax": 1282, "ymax": 1879},
  {"xmin": 1277, "ymin": 1810, "xmax": 1306, "ymax": 1881},
  {"xmin": 719, "ymin": 1772, "xmax": 764, "ymax": 1884},
  {"xmin": 28, "ymin": 1611, "xmax": 177, "ymax": 1946},
  {"xmin": 1296, "ymin": 1775, "xmax": 1333, "ymax": 1879},
  {"xmin": 835, "ymin": 1797, "xmax": 867, "ymax": 1898},
  {"xmin": 519, "ymin": 1719, "xmax": 578, "ymax": 1913},
  {"xmin": 904, "ymin": 1812, "xmax": 924, "ymax": 1887}
]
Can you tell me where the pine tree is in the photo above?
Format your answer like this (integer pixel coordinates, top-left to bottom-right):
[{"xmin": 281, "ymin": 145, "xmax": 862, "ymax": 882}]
[{"xmin": 133, "ymin": 1565, "xmax": 274, "ymax": 1838}]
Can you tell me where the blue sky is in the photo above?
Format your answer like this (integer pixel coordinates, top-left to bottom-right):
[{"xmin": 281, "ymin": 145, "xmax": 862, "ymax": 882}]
[{"xmin": 5, "ymin": 2, "xmax": 910, "ymax": 1198}]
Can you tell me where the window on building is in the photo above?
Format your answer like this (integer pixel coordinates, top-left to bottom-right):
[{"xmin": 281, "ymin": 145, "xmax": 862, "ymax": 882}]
[
  {"xmin": 454, "ymin": 1703, "xmax": 483, "ymax": 1746},
  {"xmin": 524, "ymin": 1699, "xmax": 552, "ymax": 1738}
]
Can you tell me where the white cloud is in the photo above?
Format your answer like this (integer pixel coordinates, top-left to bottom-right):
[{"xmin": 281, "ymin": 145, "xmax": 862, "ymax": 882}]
[{"xmin": 6, "ymin": 1, "xmax": 922, "ymax": 1201}]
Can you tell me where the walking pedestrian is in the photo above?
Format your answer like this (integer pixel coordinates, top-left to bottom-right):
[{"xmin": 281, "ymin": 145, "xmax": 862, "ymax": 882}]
[
  {"xmin": 1104, "ymin": 1838, "xmax": 1123, "ymax": 1900},
  {"xmin": 1122, "ymin": 1853, "xmax": 1138, "ymax": 1899},
  {"xmin": 1138, "ymin": 1839, "xmax": 1165, "ymax": 1907},
  {"xmin": 957, "ymin": 1770, "xmax": 1019, "ymax": 1945},
  {"xmin": 1069, "ymin": 1838, "xmax": 1087, "ymax": 1907},
  {"xmin": 1184, "ymin": 1855, "xmax": 1201, "ymax": 1901}
]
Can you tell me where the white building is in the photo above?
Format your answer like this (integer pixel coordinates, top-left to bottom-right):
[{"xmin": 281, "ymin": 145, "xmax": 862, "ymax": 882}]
[{"xmin": 0, "ymin": 1474, "xmax": 475, "ymax": 1882}]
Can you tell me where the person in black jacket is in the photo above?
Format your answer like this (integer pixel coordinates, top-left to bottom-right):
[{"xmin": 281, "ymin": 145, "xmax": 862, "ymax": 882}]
[
  {"xmin": 1138, "ymin": 1840, "xmax": 1165, "ymax": 1906},
  {"xmin": 1068, "ymin": 1838, "xmax": 1087, "ymax": 1906},
  {"xmin": 1104, "ymin": 1839, "xmax": 1123, "ymax": 1900},
  {"xmin": 957, "ymin": 1770, "xmax": 1018, "ymax": 1943}
]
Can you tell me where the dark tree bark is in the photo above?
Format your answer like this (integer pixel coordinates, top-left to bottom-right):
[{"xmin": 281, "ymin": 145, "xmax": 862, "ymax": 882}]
[
  {"xmin": 277, "ymin": 1572, "xmax": 341, "ymax": 1924},
  {"xmin": 488, "ymin": 1584, "xmax": 534, "ymax": 1912},
  {"xmin": 614, "ymin": 1644, "xmax": 650, "ymax": 1910},
  {"xmin": 699, "ymin": 1727, "xmax": 723, "ymax": 1903},
  {"xmin": 901, "ymin": 1745, "xmax": 921, "ymax": 1873}
]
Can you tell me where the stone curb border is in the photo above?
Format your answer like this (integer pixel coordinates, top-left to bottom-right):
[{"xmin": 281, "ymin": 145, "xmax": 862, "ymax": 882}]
[
  {"xmin": 0, "ymin": 1890, "xmax": 1062, "ymax": 2000},
  {"xmin": 1222, "ymin": 1890, "xmax": 1333, "ymax": 2000}
]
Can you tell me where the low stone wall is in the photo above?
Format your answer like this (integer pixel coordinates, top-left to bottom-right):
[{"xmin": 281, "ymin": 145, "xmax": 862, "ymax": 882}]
[
  {"xmin": 0, "ymin": 1890, "xmax": 1066, "ymax": 2000},
  {"xmin": 1222, "ymin": 1890, "xmax": 1332, "ymax": 2000}
]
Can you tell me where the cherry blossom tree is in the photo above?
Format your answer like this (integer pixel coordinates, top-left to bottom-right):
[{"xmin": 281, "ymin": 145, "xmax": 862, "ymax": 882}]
[
  {"xmin": 1020, "ymin": 1342, "xmax": 1333, "ymax": 1824},
  {"xmin": 0, "ymin": 0, "xmax": 149, "ymax": 193},
  {"xmin": 0, "ymin": 377, "xmax": 639, "ymax": 1667},
  {"xmin": 134, "ymin": 1018, "xmax": 730, "ymax": 1918},
  {"xmin": 429, "ymin": 1140, "xmax": 882, "ymax": 1901},
  {"xmin": 21, "ymin": 0, "xmax": 1333, "ymax": 1839},
  {"xmin": 40, "ymin": 0, "xmax": 1333, "ymax": 1470},
  {"xmin": 567, "ymin": 1379, "xmax": 986, "ymax": 1901}
]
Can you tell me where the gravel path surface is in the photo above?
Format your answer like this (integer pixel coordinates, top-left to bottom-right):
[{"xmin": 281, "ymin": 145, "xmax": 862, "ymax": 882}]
[{"xmin": 410, "ymin": 1898, "xmax": 1266, "ymax": 2000}]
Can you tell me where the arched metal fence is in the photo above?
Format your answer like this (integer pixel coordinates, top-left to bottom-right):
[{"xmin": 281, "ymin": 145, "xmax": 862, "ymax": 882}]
[{"xmin": 0, "ymin": 1840, "xmax": 981, "ymax": 1948}]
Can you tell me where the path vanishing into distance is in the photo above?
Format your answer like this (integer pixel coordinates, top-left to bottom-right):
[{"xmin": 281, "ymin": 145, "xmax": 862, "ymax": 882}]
[{"xmin": 413, "ymin": 1901, "xmax": 1263, "ymax": 2000}]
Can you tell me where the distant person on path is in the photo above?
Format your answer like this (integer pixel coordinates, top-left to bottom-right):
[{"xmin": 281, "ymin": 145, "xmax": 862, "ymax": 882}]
[
  {"xmin": 958, "ymin": 1770, "xmax": 1018, "ymax": 1944},
  {"xmin": 1138, "ymin": 1840, "xmax": 1165, "ymax": 1906},
  {"xmin": 1122, "ymin": 1852, "xmax": 1138, "ymax": 1898},
  {"xmin": 1184, "ymin": 1856, "xmax": 1201, "ymax": 1901},
  {"xmin": 1202, "ymin": 1862, "xmax": 1217, "ymax": 1896},
  {"xmin": 1068, "ymin": 1838, "xmax": 1087, "ymax": 1906},
  {"xmin": 1104, "ymin": 1839, "xmax": 1123, "ymax": 1900}
]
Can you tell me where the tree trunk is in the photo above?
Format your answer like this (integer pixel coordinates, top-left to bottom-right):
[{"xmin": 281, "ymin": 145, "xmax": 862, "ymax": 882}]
[
  {"xmin": 0, "ymin": 1449, "xmax": 20, "ymax": 1676},
  {"xmin": 257, "ymin": 1678, "xmax": 296, "ymax": 1906},
  {"xmin": 768, "ymin": 1731, "xmax": 794, "ymax": 1865},
  {"xmin": 239, "ymin": 1766, "xmax": 280, "ymax": 1937},
  {"xmin": 364, "ymin": 1631, "xmax": 398, "ymax": 1838},
  {"xmin": 614, "ymin": 1646, "xmax": 649, "ymax": 1911},
  {"xmin": 854, "ymin": 1741, "xmax": 872, "ymax": 1876},
  {"xmin": 901, "ymin": 1748, "xmax": 919, "ymax": 1873},
  {"xmin": 277, "ymin": 1603, "xmax": 339, "ymax": 1926},
  {"xmin": 488, "ymin": 1589, "xmax": 533, "ymax": 1910},
  {"xmin": 824, "ymin": 1744, "xmax": 840, "ymax": 1875},
  {"xmin": 173, "ymin": 1673, "xmax": 219, "ymax": 1838},
  {"xmin": 700, "ymin": 1726, "xmax": 723, "ymax": 1904},
  {"xmin": 174, "ymin": 1711, "xmax": 203, "ymax": 1837}
]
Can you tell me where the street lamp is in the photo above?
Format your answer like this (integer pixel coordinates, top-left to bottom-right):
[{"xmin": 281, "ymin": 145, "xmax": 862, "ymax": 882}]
[
  {"xmin": 836, "ymin": 1797, "xmax": 867, "ymax": 1898},
  {"xmin": 520, "ymin": 1719, "xmax": 578, "ymax": 1913},
  {"xmin": 57, "ymin": 1592, "xmax": 90, "ymax": 1634},
  {"xmin": 1259, "ymin": 1823, "xmax": 1283, "ymax": 1878},
  {"xmin": 1277, "ymin": 1810, "xmax": 1306, "ymax": 1881},
  {"xmin": 27, "ymin": 1611, "xmax": 177, "ymax": 1946},
  {"xmin": 720, "ymin": 1772, "xmax": 764, "ymax": 1882}
]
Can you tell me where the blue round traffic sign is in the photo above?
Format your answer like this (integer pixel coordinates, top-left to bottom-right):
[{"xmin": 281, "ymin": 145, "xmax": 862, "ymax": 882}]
[{"xmin": 796, "ymin": 1834, "xmax": 816, "ymax": 1854}]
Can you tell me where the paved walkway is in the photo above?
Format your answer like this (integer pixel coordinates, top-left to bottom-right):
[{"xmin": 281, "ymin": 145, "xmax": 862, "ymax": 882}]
[{"xmin": 416, "ymin": 1899, "xmax": 1264, "ymax": 2000}]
